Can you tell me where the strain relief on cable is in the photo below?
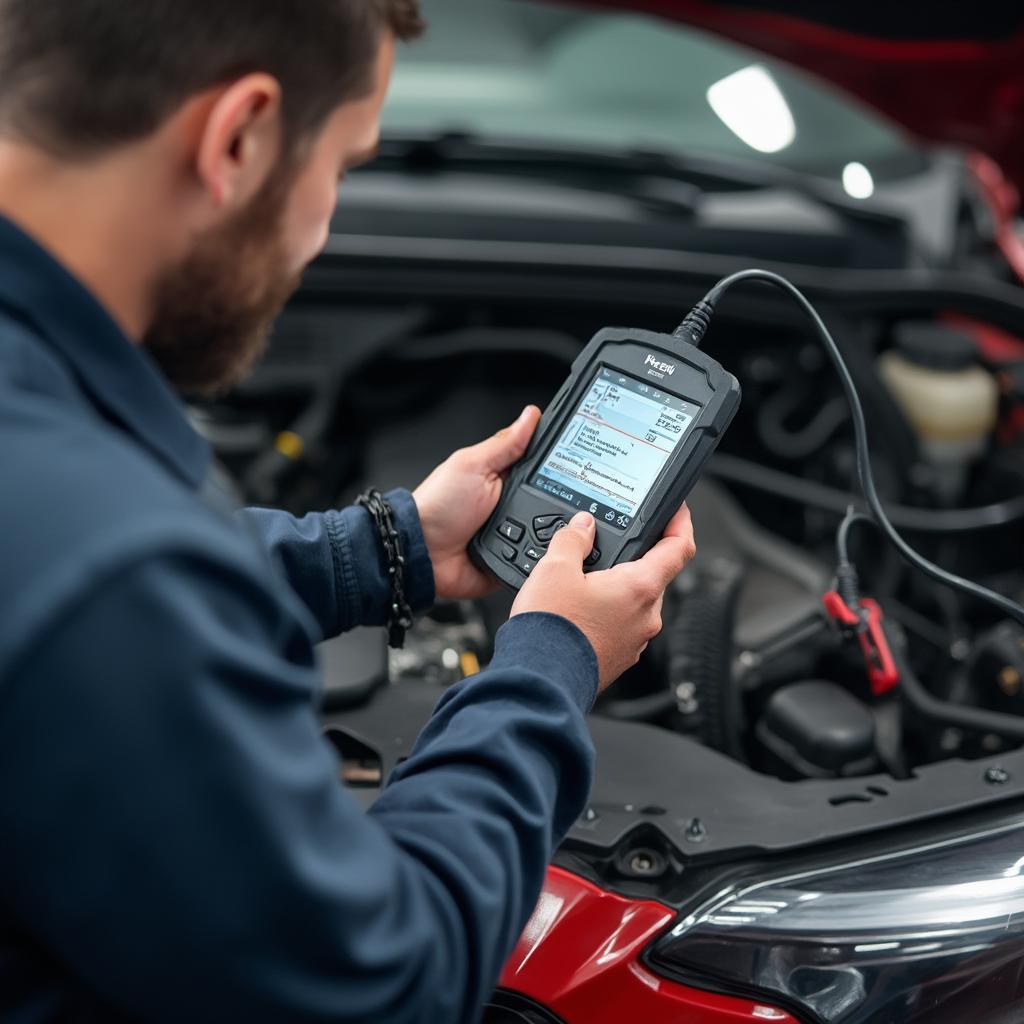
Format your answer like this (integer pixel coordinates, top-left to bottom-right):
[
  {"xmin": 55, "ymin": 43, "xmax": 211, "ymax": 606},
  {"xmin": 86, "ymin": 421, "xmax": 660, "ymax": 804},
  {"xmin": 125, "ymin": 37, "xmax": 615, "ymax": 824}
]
[
  {"xmin": 835, "ymin": 560, "xmax": 862, "ymax": 614},
  {"xmin": 673, "ymin": 300, "xmax": 715, "ymax": 347}
]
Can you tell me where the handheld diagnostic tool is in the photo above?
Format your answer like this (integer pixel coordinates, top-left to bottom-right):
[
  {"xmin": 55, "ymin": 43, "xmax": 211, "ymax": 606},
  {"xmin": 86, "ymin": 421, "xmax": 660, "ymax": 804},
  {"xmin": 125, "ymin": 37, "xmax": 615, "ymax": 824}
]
[{"xmin": 471, "ymin": 326, "xmax": 740, "ymax": 590}]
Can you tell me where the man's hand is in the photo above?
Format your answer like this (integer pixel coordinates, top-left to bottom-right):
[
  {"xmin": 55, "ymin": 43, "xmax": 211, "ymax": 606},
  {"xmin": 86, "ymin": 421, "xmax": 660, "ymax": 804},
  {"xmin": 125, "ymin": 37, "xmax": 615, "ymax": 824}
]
[
  {"xmin": 413, "ymin": 406, "xmax": 542, "ymax": 600},
  {"xmin": 512, "ymin": 505, "xmax": 696, "ymax": 691}
]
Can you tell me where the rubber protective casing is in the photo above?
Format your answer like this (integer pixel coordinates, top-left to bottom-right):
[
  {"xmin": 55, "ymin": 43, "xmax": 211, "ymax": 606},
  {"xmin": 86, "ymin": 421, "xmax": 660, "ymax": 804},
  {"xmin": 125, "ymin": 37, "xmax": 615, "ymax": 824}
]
[{"xmin": 471, "ymin": 327, "xmax": 741, "ymax": 590}]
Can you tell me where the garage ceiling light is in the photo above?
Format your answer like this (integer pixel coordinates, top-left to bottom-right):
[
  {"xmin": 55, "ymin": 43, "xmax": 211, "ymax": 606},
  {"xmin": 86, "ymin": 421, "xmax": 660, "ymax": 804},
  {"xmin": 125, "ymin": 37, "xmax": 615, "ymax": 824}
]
[{"xmin": 706, "ymin": 64, "xmax": 796, "ymax": 154}]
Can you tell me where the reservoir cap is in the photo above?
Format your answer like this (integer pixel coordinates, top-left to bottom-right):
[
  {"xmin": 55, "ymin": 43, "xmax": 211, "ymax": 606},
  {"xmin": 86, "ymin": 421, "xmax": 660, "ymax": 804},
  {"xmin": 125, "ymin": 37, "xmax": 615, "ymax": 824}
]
[{"xmin": 894, "ymin": 322, "xmax": 977, "ymax": 372}]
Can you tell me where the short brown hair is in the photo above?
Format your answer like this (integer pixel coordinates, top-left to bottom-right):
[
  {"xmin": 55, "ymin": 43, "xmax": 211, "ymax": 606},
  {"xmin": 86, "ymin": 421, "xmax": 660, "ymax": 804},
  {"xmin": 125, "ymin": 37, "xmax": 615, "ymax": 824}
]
[{"xmin": 0, "ymin": 0, "xmax": 424, "ymax": 158}]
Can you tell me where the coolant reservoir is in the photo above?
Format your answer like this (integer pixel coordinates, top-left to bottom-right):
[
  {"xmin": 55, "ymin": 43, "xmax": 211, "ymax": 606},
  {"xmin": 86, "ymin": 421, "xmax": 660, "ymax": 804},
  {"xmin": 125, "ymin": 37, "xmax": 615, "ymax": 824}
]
[{"xmin": 878, "ymin": 323, "xmax": 998, "ymax": 500}]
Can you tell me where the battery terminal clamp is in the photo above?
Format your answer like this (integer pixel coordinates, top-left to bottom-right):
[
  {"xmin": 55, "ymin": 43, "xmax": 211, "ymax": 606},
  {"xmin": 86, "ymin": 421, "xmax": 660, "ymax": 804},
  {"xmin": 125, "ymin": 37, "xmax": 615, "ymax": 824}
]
[{"xmin": 822, "ymin": 590, "xmax": 899, "ymax": 696}]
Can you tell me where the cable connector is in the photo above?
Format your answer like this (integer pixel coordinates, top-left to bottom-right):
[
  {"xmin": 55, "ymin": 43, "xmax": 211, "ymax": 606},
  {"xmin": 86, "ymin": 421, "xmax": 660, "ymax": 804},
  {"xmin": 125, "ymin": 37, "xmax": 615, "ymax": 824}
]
[{"xmin": 672, "ymin": 300, "xmax": 715, "ymax": 348}]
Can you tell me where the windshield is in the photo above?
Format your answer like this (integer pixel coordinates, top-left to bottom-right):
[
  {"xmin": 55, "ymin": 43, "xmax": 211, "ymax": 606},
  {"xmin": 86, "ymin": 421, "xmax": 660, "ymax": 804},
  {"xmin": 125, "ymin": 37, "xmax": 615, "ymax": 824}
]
[{"xmin": 383, "ymin": 0, "xmax": 925, "ymax": 193}]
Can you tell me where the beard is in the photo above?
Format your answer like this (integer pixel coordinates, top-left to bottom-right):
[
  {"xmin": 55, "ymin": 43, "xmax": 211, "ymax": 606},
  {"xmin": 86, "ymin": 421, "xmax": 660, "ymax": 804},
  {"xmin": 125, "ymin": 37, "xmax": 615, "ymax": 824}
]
[{"xmin": 143, "ymin": 169, "xmax": 303, "ymax": 396}]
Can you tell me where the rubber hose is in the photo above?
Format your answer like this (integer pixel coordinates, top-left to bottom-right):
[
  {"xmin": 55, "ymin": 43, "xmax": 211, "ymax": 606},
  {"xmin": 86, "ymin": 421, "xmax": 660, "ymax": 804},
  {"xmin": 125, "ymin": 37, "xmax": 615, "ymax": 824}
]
[
  {"xmin": 886, "ymin": 620, "xmax": 1024, "ymax": 742},
  {"xmin": 665, "ymin": 559, "xmax": 745, "ymax": 757}
]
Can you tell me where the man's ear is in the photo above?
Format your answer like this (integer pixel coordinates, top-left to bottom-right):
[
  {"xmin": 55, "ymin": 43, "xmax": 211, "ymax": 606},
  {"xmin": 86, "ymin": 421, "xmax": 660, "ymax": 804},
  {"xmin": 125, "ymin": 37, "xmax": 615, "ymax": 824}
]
[{"xmin": 194, "ymin": 73, "xmax": 283, "ymax": 211}]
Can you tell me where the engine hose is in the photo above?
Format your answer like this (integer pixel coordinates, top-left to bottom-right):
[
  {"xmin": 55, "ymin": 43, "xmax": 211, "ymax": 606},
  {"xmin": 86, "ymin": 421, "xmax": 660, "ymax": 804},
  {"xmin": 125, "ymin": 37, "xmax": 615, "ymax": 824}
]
[
  {"xmin": 598, "ymin": 689, "xmax": 677, "ymax": 722},
  {"xmin": 665, "ymin": 559, "xmax": 745, "ymax": 757},
  {"xmin": 885, "ymin": 620, "xmax": 1024, "ymax": 743},
  {"xmin": 758, "ymin": 381, "xmax": 849, "ymax": 461},
  {"xmin": 709, "ymin": 453, "xmax": 1024, "ymax": 533}
]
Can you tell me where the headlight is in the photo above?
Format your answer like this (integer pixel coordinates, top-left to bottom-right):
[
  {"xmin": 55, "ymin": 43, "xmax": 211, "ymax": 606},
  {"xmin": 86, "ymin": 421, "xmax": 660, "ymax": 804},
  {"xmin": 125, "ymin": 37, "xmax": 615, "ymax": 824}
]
[
  {"xmin": 483, "ymin": 990, "xmax": 564, "ymax": 1023},
  {"xmin": 648, "ymin": 820, "xmax": 1024, "ymax": 1023}
]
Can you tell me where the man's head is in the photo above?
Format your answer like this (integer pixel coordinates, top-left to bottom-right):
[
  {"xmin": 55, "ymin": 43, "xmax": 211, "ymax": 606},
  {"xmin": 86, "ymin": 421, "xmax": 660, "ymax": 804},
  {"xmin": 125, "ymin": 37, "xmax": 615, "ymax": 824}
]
[{"xmin": 0, "ymin": 0, "xmax": 423, "ymax": 393}]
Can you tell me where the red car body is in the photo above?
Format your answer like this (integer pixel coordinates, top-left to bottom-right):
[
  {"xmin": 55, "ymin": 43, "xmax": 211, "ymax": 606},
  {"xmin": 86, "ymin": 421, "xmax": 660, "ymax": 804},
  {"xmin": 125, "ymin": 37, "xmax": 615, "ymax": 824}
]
[{"xmin": 499, "ymin": 867, "xmax": 797, "ymax": 1021}]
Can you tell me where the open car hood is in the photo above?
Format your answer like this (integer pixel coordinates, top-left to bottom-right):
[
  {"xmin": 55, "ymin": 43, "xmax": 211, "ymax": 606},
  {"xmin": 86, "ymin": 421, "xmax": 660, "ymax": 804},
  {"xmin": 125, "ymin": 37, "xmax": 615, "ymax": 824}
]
[{"xmin": 580, "ymin": 0, "xmax": 1024, "ymax": 193}]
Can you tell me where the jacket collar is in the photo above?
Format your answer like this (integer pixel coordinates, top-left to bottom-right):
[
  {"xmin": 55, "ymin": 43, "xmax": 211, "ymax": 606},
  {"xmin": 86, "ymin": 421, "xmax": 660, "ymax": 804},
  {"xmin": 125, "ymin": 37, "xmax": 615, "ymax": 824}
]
[{"xmin": 0, "ymin": 213, "xmax": 209, "ymax": 488}]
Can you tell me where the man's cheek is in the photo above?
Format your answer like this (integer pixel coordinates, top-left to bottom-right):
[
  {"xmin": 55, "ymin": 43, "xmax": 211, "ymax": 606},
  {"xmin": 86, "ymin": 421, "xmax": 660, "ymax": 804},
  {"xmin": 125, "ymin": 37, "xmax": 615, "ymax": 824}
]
[
  {"xmin": 283, "ymin": 220, "xmax": 329, "ymax": 275},
  {"xmin": 283, "ymin": 187, "xmax": 337, "ymax": 271}
]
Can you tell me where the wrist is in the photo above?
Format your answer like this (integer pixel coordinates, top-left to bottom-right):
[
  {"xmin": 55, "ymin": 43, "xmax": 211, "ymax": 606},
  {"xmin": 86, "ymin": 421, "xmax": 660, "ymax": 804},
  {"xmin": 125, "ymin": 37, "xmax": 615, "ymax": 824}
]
[
  {"xmin": 377, "ymin": 488, "xmax": 437, "ymax": 619},
  {"xmin": 494, "ymin": 612, "xmax": 599, "ymax": 714}
]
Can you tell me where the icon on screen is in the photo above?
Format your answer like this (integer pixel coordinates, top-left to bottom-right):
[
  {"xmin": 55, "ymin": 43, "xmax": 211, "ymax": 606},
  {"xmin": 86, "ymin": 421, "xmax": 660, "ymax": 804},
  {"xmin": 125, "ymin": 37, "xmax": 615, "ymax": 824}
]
[
  {"xmin": 605, "ymin": 510, "xmax": 616, "ymax": 521},
  {"xmin": 589, "ymin": 503, "xmax": 599, "ymax": 514}
]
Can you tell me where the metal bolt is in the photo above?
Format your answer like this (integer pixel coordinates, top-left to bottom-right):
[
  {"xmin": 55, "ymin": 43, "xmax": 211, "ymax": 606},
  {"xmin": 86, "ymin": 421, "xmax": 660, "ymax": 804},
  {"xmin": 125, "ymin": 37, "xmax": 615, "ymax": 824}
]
[
  {"xmin": 939, "ymin": 728, "xmax": 962, "ymax": 752},
  {"xmin": 949, "ymin": 639, "xmax": 971, "ymax": 662},
  {"xmin": 630, "ymin": 853, "xmax": 654, "ymax": 874},
  {"xmin": 685, "ymin": 817, "xmax": 707, "ymax": 843},
  {"xmin": 675, "ymin": 681, "xmax": 699, "ymax": 715},
  {"xmin": 985, "ymin": 767, "xmax": 1010, "ymax": 785}
]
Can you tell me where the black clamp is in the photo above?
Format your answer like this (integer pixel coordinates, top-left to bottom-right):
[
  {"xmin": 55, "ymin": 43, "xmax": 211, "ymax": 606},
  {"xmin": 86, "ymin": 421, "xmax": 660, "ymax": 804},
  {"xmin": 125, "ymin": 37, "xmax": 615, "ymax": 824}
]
[{"xmin": 356, "ymin": 489, "xmax": 414, "ymax": 649}]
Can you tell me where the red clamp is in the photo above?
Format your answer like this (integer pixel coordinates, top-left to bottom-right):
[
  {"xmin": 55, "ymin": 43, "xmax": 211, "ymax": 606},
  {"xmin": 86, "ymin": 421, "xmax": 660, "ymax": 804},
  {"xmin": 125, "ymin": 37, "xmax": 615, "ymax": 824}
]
[{"xmin": 822, "ymin": 591, "xmax": 900, "ymax": 696}]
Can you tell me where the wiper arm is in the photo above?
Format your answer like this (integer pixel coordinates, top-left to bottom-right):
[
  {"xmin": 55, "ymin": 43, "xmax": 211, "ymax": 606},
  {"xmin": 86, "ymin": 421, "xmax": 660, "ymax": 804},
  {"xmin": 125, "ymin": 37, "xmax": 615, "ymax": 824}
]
[
  {"xmin": 373, "ymin": 130, "xmax": 908, "ymax": 236},
  {"xmin": 374, "ymin": 130, "xmax": 702, "ymax": 217}
]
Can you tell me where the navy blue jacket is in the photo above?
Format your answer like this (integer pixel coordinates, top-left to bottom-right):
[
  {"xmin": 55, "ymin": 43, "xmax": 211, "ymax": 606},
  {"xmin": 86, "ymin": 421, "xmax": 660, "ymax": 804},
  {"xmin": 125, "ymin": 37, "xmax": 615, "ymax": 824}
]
[{"xmin": 0, "ymin": 214, "xmax": 598, "ymax": 1023}]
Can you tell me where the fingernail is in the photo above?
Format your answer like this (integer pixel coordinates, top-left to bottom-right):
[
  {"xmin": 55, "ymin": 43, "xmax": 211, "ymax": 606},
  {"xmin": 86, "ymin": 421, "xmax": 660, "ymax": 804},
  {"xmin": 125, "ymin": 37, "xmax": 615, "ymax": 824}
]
[
  {"xmin": 570, "ymin": 511, "xmax": 594, "ymax": 530},
  {"xmin": 517, "ymin": 405, "xmax": 533, "ymax": 423}
]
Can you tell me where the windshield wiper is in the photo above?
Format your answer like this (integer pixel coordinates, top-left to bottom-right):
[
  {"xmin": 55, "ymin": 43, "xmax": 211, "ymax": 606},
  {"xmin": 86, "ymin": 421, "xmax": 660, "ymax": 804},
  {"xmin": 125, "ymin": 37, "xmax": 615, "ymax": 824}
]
[{"xmin": 372, "ymin": 130, "xmax": 909, "ymax": 238}]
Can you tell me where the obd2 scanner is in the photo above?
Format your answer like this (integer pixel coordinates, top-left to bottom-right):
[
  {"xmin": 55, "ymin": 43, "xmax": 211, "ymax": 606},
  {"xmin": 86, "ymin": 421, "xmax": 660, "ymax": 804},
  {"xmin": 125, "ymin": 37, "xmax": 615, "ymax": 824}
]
[{"xmin": 471, "ymin": 323, "xmax": 741, "ymax": 590}]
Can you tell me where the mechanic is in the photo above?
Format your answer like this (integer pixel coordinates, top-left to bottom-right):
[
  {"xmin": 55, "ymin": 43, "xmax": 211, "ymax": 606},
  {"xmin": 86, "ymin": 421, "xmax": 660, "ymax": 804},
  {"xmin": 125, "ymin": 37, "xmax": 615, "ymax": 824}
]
[{"xmin": 0, "ymin": 2, "xmax": 695, "ymax": 1022}]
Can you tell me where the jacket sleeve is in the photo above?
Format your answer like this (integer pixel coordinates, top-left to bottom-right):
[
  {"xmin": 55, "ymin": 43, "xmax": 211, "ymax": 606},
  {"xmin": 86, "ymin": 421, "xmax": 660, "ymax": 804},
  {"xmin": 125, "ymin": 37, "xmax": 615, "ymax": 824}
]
[
  {"xmin": 237, "ymin": 487, "xmax": 435, "ymax": 640},
  {"xmin": 0, "ymin": 541, "xmax": 596, "ymax": 1024}
]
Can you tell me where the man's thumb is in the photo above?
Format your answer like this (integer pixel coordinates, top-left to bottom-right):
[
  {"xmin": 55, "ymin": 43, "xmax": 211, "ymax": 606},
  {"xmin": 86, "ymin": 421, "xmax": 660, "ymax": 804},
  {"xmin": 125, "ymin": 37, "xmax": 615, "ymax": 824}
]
[
  {"xmin": 547, "ymin": 511, "xmax": 595, "ymax": 564},
  {"xmin": 478, "ymin": 405, "xmax": 540, "ymax": 472}
]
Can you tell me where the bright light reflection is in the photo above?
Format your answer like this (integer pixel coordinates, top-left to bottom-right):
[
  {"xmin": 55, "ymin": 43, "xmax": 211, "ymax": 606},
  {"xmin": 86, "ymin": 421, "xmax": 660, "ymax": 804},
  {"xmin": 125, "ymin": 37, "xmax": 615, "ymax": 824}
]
[
  {"xmin": 707, "ymin": 65, "xmax": 796, "ymax": 154},
  {"xmin": 1003, "ymin": 855, "xmax": 1024, "ymax": 878},
  {"xmin": 514, "ymin": 892, "xmax": 564, "ymax": 973},
  {"xmin": 854, "ymin": 941, "xmax": 900, "ymax": 953},
  {"xmin": 842, "ymin": 161, "xmax": 875, "ymax": 199}
]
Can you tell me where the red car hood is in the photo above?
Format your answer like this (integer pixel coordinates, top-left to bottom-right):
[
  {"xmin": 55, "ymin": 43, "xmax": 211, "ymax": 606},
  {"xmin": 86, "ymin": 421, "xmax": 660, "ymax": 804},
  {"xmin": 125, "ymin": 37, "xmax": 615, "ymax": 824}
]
[{"xmin": 581, "ymin": 0, "xmax": 1024, "ymax": 193}]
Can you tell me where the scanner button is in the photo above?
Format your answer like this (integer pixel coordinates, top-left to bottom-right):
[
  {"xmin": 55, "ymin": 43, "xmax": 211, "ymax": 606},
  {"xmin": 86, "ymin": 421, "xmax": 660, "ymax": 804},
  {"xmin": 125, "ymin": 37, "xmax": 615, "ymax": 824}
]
[
  {"xmin": 533, "ymin": 514, "xmax": 561, "ymax": 531},
  {"xmin": 498, "ymin": 519, "xmax": 525, "ymax": 543},
  {"xmin": 515, "ymin": 558, "xmax": 535, "ymax": 577},
  {"xmin": 524, "ymin": 546, "xmax": 544, "ymax": 562},
  {"xmin": 501, "ymin": 544, "xmax": 517, "ymax": 562},
  {"xmin": 534, "ymin": 519, "xmax": 568, "ymax": 544},
  {"xmin": 584, "ymin": 545, "xmax": 601, "ymax": 567}
]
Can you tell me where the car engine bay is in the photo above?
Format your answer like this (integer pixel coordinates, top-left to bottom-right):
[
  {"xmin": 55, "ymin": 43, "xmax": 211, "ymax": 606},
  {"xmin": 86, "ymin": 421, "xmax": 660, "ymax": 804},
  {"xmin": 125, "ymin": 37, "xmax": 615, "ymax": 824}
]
[{"xmin": 193, "ymin": 251, "xmax": 1024, "ymax": 892}]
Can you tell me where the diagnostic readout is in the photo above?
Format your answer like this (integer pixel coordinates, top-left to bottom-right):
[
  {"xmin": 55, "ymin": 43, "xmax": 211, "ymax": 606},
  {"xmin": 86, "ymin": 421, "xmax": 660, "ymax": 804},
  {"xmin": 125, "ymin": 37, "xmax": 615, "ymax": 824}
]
[{"xmin": 531, "ymin": 368, "xmax": 701, "ymax": 529}]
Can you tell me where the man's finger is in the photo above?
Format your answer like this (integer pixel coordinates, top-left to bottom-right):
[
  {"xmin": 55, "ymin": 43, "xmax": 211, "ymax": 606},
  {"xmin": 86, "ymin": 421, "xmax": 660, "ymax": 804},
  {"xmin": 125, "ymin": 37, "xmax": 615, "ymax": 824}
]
[
  {"xmin": 661, "ymin": 502, "xmax": 693, "ymax": 540},
  {"xmin": 635, "ymin": 517, "xmax": 697, "ymax": 589},
  {"xmin": 469, "ymin": 405, "xmax": 541, "ymax": 474},
  {"xmin": 543, "ymin": 511, "xmax": 595, "ymax": 569}
]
